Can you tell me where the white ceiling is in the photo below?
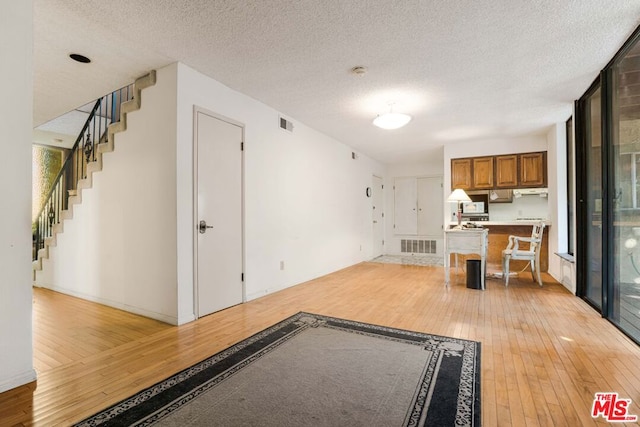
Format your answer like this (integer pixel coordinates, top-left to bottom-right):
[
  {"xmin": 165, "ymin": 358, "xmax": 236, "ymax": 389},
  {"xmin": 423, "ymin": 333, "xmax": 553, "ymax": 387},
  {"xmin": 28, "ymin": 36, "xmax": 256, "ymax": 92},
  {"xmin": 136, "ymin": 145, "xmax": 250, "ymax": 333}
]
[{"xmin": 34, "ymin": 0, "xmax": 640, "ymax": 164}]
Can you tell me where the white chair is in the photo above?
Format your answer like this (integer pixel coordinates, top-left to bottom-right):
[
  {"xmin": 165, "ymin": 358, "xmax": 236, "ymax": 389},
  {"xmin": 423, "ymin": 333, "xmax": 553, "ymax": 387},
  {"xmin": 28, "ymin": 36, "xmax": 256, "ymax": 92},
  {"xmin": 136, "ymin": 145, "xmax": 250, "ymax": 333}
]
[{"xmin": 502, "ymin": 222, "xmax": 546, "ymax": 287}]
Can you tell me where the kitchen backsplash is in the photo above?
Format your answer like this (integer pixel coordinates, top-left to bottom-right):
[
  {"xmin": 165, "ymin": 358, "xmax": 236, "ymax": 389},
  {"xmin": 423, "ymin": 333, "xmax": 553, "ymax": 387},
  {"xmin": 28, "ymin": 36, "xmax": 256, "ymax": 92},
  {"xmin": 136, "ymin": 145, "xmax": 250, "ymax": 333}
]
[{"xmin": 489, "ymin": 194, "xmax": 549, "ymax": 221}]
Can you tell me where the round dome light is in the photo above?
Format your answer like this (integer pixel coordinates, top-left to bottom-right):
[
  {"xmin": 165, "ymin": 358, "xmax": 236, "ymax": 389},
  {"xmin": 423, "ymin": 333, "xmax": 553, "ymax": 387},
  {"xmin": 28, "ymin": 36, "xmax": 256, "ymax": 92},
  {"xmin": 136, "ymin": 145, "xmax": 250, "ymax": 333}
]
[{"xmin": 373, "ymin": 112, "xmax": 412, "ymax": 130}]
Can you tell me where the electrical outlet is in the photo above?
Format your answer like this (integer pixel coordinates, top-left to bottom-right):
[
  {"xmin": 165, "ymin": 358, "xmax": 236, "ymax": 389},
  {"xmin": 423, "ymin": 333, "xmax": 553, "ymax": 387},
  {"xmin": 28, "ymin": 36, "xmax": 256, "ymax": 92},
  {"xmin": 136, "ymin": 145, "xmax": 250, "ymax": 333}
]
[{"xmin": 280, "ymin": 261, "xmax": 285, "ymax": 270}]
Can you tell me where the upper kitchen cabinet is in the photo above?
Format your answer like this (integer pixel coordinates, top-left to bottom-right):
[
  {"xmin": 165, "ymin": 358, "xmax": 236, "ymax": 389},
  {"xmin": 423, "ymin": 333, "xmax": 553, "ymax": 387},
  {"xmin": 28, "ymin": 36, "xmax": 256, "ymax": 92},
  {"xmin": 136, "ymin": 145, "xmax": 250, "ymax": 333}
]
[
  {"xmin": 451, "ymin": 158, "xmax": 472, "ymax": 189},
  {"xmin": 450, "ymin": 151, "xmax": 547, "ymax": 190},
  {"xmin": 472, "ymin": 157, "xmax": 494, "ymax": 189},
  {"xmin": 495, "ymin": 155, "xmax": 518, "ymax": 188},
  {"xmin": 519, "ymin": 152, "xmax": 546, "ymax": 187}
]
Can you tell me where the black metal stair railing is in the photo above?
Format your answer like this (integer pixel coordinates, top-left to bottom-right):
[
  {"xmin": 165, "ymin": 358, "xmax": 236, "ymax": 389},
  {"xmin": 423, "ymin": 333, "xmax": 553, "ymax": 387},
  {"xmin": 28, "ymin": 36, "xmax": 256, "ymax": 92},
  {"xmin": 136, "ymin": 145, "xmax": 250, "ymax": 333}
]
[{"xmin": 33, "ymin": 85, "xmax": 133, "ymax": 260}]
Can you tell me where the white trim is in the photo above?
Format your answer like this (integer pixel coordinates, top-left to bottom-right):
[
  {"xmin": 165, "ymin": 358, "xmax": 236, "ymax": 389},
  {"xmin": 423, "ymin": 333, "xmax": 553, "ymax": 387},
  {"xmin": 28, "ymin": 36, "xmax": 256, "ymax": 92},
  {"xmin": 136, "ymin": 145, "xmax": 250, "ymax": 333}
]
[
  {"xmin": 0, "ymin": 369, "xmax": 37, "ymax": 394},
  {"xmin": 245, "ymin": 283, "xmax": 289, "ymax": 301},
  {"xmin": 372, "ymin": 174, "xmax": 384, "ymax": 257},
  {"xmin": 192, "ymin": 108, "xmax": 199, "ymax": 319}
]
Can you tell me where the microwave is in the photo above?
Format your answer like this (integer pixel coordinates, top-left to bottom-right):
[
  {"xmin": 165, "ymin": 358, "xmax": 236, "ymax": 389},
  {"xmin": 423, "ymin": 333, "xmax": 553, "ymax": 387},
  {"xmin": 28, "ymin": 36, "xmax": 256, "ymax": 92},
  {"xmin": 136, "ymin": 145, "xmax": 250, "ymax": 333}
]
[{"xmin": 462, "ymin": 201, "xmax": 485, "ymax": 214}]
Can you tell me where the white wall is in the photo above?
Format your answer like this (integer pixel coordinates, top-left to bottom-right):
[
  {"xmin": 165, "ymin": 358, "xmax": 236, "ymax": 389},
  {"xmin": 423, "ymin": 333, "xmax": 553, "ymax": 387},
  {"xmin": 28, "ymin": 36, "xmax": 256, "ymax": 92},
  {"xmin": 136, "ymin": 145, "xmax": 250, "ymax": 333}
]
[
  {"xmin": 34, "ymin": 62, "xmax": 385, "ymax": 325},
  {"xmin": 36, "ymin": 65, "xmax": 180, "ymax": 324},
  {"xmin": 175, "ymin": 63, "xmax": 386, "ymax": 312},
  {"xmin": 489, "ymin": 195, "xmax": 550, "ymax": 221},
  {"xmin": 546, "ymin": 123, "xmax": 574, "ymax": 293},
  {"xmin": 0, "ymin": 0, "xmax": 36, "ymax": 393},
  {"xmin": 385, "ymin": 153, "xmax": 445, "ymax": 255}
]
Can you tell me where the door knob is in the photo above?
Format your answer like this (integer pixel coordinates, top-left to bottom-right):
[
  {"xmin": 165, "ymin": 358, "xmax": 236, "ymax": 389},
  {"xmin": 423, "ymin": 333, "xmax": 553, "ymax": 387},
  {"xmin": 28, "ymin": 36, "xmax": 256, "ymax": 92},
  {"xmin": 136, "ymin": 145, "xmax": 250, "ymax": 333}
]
[{"xmin": 199, "ymin": 220, "xmax": 213, "ymax": 234}]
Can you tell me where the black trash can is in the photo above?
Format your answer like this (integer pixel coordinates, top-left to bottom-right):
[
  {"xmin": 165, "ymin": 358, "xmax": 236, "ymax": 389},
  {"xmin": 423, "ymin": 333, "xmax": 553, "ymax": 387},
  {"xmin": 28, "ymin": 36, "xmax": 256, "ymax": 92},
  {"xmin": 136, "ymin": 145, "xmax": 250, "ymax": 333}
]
[{"xmin": 466, "ymin": 259, "xmax": 481, "ymax": 290}]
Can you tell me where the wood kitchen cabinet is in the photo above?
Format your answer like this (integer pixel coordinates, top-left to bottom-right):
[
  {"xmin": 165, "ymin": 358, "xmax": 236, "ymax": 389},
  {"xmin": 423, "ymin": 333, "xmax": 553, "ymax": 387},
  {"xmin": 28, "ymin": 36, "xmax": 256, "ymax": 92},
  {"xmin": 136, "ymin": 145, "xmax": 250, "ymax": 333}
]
[
  {"xmin": 495, "ymin": 155, "xmax": 518, "ymax": 188},
  {"xmin": 451, "ymin": 151, "xmax": 547, "ymax": 191},
  {"xmin": 451, "ymin": 158, "xmax": 472, "ymax": 189},
  {"xmin": 520, "ymin": 152, "xmax": 546, "ymax": 187},
  {"xmin": 472, "ymin": 157, "xmax": 494, "ymax": 189}
]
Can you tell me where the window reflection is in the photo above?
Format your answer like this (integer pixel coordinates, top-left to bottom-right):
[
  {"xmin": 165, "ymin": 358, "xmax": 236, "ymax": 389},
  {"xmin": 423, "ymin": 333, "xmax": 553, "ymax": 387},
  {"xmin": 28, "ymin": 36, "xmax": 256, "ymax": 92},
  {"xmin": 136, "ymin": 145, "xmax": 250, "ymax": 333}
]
[
  {"xmin": 585, "ymin": 87, "xmax": 602, "ymax": 308},
  {"xmin": 613, "ymin": 37, "xmax": 640, "ymax": 341}
]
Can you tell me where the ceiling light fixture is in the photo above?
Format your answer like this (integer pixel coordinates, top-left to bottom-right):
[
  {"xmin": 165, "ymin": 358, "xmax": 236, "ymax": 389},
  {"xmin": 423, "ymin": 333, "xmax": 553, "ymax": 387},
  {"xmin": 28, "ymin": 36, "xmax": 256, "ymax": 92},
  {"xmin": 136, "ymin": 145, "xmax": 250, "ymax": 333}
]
[{"xmin": 372, "ymin": 103, "xmax": 411, "ymax": 130}]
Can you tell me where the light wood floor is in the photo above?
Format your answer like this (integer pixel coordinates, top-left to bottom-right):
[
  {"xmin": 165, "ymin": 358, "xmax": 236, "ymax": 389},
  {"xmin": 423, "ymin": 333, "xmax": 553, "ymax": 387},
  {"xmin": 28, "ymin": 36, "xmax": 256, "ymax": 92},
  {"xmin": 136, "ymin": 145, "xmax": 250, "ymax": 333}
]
[{"xmin": 2, "ymin": 262, "xmax": 640, "ymax": 426}]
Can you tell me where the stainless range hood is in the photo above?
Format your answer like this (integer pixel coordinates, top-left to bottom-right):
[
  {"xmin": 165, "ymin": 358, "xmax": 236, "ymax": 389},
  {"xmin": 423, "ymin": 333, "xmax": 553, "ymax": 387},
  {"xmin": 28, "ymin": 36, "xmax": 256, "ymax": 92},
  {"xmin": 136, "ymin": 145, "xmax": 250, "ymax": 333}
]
[
  {"xmin": 514, "ymin": 188, "xmax": 548, "ymax": 197},
  {"xmin": 468, "ymin": 189, "xmax": 513, "ymax": 204}
]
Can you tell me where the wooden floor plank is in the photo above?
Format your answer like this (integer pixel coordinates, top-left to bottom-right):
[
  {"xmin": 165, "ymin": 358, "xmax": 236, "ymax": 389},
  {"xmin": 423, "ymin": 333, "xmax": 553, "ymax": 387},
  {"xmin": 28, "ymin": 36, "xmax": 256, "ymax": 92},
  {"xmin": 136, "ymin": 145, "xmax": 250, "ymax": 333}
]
[{"xmin": 1, "ymin": 262, "xmax": 640, "ymax": 426}]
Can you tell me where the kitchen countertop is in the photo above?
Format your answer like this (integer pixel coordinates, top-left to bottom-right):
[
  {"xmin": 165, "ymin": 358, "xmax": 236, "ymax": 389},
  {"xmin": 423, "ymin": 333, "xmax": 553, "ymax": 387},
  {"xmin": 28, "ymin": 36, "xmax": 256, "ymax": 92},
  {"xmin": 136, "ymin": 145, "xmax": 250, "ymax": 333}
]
[{"xmin": 449, "ymin": 220, "xmax": 552, "ymax": 227}]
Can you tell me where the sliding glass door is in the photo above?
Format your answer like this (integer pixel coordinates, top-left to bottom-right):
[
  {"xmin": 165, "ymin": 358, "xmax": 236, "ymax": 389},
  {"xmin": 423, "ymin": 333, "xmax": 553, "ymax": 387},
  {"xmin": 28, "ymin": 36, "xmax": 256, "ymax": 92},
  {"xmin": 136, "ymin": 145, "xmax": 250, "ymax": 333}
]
[
  {"xmin": 610, "ymin": 38, "xmax": 640, "ymax": 341},
  {"xmin": 577, "ymin": 28, "xmax": 640, "ymax": 344},
  {"xmin": 578, "ymin": 85, "xmax": 603, "ymax": 310}
]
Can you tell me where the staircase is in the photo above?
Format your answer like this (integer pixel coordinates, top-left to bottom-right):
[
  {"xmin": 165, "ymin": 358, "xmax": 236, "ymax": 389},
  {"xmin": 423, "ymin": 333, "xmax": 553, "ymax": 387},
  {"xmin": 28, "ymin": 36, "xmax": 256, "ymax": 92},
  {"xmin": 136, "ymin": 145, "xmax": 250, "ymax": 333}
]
[{"xmin": 32, "ymin": 70, "xmax": 156, "ymax": 273}]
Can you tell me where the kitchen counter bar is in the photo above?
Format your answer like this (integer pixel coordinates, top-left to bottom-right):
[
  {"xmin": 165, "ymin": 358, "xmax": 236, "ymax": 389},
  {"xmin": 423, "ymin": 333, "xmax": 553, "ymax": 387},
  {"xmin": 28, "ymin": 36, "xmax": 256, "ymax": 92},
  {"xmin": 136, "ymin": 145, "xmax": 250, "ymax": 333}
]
[
  {"xmin": 450, "ymin": 220, "xmax": 552, "ymax": 227},
  {"xmin": 448, "ymin": 222, "xmax": 551, "ymax": 272}
]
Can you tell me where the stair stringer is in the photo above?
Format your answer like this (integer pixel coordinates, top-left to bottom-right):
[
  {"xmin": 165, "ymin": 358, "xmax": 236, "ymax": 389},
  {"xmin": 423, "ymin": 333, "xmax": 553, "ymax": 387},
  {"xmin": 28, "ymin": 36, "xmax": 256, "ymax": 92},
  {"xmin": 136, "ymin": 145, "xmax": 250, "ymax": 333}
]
[{"xmin": 32, "ymin": 70, "xmax": 157, "ymax": 273}]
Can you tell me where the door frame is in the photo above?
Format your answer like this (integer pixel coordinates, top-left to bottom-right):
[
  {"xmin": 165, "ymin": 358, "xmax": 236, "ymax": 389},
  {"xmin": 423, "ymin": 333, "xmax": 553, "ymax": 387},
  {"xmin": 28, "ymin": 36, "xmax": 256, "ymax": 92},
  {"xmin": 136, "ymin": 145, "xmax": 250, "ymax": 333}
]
[
  {"xmin": 372, "ymin": 174, "xmax": 384, "ymax": 257},
  {"xmin": 192, "ymin": 105, "xmax": 246, "ymax": 319},
  {"xmin": 575, "ymin": 77, "xmax": 604, "ymax": 313}
]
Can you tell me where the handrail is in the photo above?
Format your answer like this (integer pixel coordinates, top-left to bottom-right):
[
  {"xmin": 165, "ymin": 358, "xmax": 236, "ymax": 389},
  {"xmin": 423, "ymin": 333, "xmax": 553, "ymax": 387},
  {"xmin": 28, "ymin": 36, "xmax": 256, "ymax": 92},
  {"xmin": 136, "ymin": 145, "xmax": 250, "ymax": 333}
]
[
  {"xmin": 34, "ymin": 99, "xmax": 102, "ymax": 221},
  {"xmin": 33, "ymin": 85, "xmax": 133, "ymax": 260}
]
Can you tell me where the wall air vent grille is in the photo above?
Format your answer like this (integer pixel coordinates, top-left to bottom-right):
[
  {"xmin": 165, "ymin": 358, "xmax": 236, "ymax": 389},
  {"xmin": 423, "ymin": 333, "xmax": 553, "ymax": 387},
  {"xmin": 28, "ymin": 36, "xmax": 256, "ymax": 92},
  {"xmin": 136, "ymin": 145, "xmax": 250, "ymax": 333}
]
[
  {"xmin": 400, "ymin": 239, "xmax": 437, "ymax": 254},
  {"xmin": 279, "ymin": 116, "xmax": 293, "ymax": 132}
]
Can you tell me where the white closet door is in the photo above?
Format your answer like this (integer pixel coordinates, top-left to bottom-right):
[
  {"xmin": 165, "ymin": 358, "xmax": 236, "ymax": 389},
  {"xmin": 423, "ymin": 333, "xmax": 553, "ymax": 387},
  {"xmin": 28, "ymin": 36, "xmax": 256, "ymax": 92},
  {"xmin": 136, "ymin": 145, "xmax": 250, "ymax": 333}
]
[
  {"xmin": 417, "ymin": 176, "xmax": 443, "ymax": 236},
  {"xmin": 394, "ymin": 177, "xmax": 417, "ymax": 235}
]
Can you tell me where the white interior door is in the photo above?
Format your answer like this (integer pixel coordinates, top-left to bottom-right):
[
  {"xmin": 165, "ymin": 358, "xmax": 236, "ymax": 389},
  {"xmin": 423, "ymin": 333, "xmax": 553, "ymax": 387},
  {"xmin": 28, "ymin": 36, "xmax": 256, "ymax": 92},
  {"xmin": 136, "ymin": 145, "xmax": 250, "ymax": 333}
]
[
  {"xmin": 195, "ymin": 109, "xmax": 243, "ymax": 317},
  {"xmin": 372, "ymin": 175, "xmax": 384, "ymax": 257}
]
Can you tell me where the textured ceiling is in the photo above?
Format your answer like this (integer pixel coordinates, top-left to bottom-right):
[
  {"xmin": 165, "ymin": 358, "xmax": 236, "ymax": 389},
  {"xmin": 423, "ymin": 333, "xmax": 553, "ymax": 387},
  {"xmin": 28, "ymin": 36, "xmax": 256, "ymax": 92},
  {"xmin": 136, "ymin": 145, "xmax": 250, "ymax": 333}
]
[{"xmin": 34, "ymin": 0, "xmax": 640, "ymax": 163}]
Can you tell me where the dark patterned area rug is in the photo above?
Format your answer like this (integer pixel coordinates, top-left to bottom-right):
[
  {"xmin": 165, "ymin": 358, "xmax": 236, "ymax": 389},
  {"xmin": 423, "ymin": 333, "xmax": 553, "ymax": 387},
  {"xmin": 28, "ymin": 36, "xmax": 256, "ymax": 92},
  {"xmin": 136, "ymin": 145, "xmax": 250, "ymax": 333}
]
[{"xmin": 75, "ymin": 312, "xmax": 481, "ymax": 426}]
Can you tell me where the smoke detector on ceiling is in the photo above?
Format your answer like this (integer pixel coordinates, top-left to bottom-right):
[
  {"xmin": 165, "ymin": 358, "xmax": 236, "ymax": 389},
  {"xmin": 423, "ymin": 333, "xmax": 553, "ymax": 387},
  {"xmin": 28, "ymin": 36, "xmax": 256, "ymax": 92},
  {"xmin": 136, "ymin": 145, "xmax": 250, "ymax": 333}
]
[{"xmin": 350, "ymin": 66, "xmax": 367, "ymax": 76}]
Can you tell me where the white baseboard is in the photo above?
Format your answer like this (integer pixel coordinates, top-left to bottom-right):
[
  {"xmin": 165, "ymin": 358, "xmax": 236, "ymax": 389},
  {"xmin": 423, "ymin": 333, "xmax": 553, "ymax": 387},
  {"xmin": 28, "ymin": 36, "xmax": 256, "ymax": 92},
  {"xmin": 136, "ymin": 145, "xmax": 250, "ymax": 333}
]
[
  {"xmin": 34, "ymin": 284, "xmax": 178, "ymax": 325},
  {"xmin": 177, "ymin": 313, "xmax": 196, "ymax": 325},
  {"xmin": 0, "ymin": 368, "xmax": 37, "ymax": 393},
  {"xmin": 246, "ymin": 284, "xmax": 288, "ymax": 302}
]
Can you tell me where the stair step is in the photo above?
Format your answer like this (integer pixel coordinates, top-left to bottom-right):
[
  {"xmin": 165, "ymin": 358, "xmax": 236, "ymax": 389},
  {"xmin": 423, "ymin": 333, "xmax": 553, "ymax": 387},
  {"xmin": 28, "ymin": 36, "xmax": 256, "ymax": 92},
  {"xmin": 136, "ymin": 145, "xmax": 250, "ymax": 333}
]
[
  {"xmin": 60, "ymin": 209, "xmax": 73, "ymax": 221},
  {"xmin": 98, "ymin": 139, "xmax": 114, "ymax": 154},
  {"xmin": 45, "ymin": 236, "xmax": 56, "ymax": 247},
  {"xmin": 37, "ymin": 247, "xmax": 48, "ymax": 260},
  {"xmin": 77, "ymin": 177, "xmax": 92, "ymax": 190},
  {"xmin": 68, "ymin": 193, "xmax": 82, "ymax": 205},
  {"xmin": 121, "ymin": 98, "xmax": 140, "ymax": 114},
  {"xmin": 109, "ymin": 120, "xmax": 126, "ymax": 135},
  {"xmin": 87, "ymin": 156, "xmax": 103, "ymax": 173},
  {"xmin": 52, "ymin": 223, "xmax": 63, "ymax": 234},
  {"xmin": 137, "ymin": 70, "xmax": 157, "ymax": 90}
]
